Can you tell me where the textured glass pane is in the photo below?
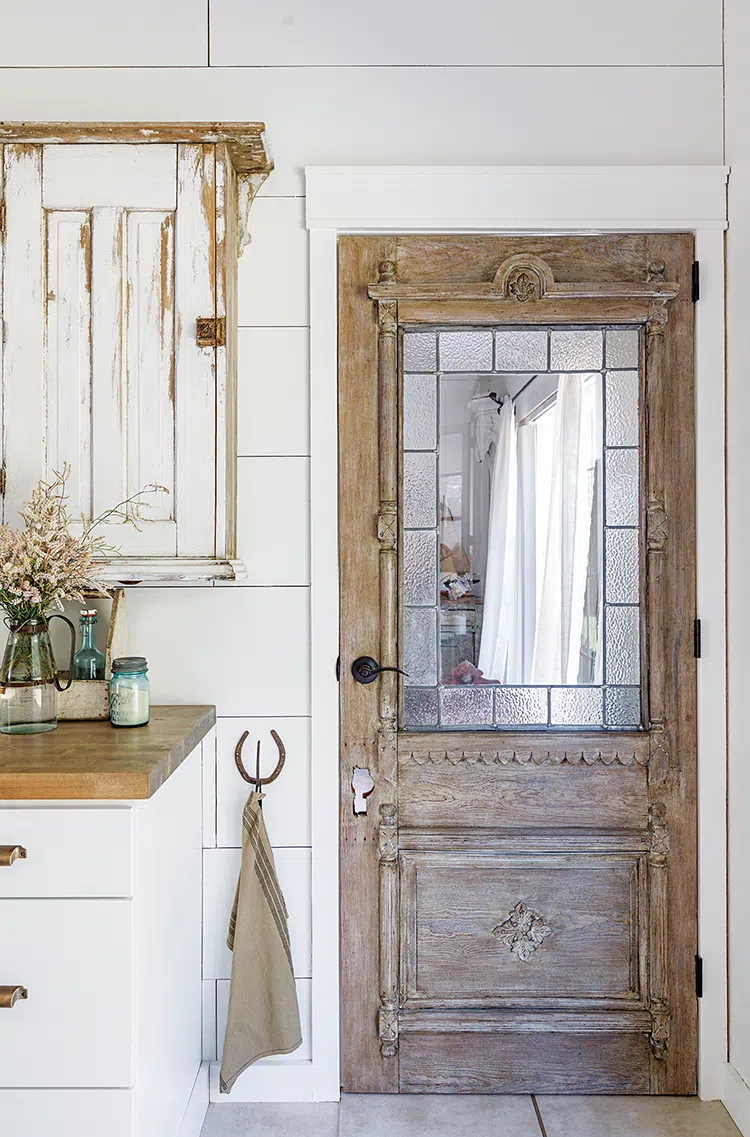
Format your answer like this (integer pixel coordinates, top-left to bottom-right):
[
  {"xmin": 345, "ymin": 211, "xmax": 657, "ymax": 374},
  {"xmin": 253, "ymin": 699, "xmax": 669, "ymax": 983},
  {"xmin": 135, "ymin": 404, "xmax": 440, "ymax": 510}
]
[
  {"xmin": 403, "ymin": 332, "xmax": 437, "ymax": 372},
  {"xmin": 550, "ymin": 686, "xmax": 603, "ymax": 726},
  {"xmin": 606, "ymin": 606, "xmax": 640, "ymax": 685},
  {"xmin": 440, "ymin": 685, "xmax": 494, "ymax": 726},
  {"xmin": 403, "ymin": 687, "xmax": 439, "ymax": 728},
  {"xmin": 550, "ymin": 330, "xmax": 603, "ymax": 371},
  {"xmin": 404, "ymin": 452, "xmax": 437, "ymax": 528},
  {"xmin": 605, "ymin": 371, "xmax": 639, "ymax": 447},
  {"xmin": 605, "ymin": 685, "xmax": 641, "ymax": 727},
  {"xmin": 494, "ymin": 330, "xmax": 548, "ymax": 372},
  {"xmin": 495, "ymin": 686, "xmax": 548, "ymax": 726},
  {"xmin": 605, "ymin": 449, "xmax": 639, "ymax": 527},
  {"xmin": 404, "ymin": 374, "xmax": 437, "ymax": 450},
  {"xmin": 606, "ymin": 329, "xmax": 639, "ymax": 370},
  {"xmin": 404, "ymin": 608, "xmax": 437, "ymax": 687},
  {"xmin": 404, "ymin": 530, "xmax": 437, "ymax": 606},
  {"xmin": 605, "ymin": 528, "xmax": 639, "ymax": 604},
  {"xmin": 439, "ymin": 330, "xmax": 493, "ymax": 372}
]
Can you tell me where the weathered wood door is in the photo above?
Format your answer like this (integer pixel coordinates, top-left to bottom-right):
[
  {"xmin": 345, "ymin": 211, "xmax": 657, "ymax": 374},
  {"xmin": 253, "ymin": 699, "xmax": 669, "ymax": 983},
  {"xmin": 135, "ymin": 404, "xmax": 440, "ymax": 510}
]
[{"xmin": 339, "ymin": 235, "xmax": 697, "ymax": 1094}]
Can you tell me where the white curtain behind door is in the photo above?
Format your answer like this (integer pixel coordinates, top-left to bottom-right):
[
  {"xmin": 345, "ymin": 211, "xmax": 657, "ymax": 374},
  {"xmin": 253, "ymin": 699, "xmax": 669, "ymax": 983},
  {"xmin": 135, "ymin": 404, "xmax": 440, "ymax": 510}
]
[
  {"xmin": 477, "ymin": 399, "xmax": 520, "ymax": 682},
  {"xmin": 531, "ymin": 374, "xmax": 597, "ymax": 684}
]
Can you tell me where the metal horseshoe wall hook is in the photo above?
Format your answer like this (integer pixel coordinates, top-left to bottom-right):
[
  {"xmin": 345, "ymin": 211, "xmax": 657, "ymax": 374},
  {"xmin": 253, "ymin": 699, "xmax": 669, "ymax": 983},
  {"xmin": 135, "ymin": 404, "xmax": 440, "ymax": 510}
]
[{"xmin": 234, "ymin": 729, "xmax": 286, "ymax": 792}]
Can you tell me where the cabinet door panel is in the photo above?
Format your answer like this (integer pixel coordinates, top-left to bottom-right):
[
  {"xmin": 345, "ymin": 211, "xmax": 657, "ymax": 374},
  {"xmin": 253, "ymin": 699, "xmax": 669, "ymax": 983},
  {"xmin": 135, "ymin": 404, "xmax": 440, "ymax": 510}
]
[
  {"xmin": 175, "ymin": 143, "xmax": 217, "ymax": 557},
  {"xmin": 45, "ymin": 210, "xmax": 93, "ymax": 521},
  {"xmin": 2, "ymin": 144, "xmax": 45, "ymax": 526}
]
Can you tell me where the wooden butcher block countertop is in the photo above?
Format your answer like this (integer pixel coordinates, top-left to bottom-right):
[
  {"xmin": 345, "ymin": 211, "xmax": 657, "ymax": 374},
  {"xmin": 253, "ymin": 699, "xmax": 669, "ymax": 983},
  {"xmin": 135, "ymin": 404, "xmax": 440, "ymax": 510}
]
[{"xmin": 0, "ymin": 705, "xmax": 216, "ymax": 800}]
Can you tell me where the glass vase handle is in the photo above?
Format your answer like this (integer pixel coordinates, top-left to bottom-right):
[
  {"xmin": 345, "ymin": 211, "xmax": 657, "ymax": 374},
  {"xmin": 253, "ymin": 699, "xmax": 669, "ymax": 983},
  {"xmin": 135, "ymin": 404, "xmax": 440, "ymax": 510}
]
[{"xmin": 48, "ymin": 614, "xmax": 76, "ymax": 692}]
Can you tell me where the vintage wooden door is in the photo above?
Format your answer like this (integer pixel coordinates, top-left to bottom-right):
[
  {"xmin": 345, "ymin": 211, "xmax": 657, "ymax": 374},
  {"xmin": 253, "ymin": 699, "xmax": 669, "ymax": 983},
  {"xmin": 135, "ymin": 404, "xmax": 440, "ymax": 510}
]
[{"xmin": 339, "ymin": 235, "xmax": 697, "ymax": 1094}]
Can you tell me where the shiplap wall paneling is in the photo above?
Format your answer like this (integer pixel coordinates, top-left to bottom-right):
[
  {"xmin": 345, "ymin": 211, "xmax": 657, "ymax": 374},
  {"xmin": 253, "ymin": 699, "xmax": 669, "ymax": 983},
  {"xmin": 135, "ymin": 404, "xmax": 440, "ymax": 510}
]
[
  {"xmin": 2, "ymin": 145, "xmax": 44, "ymax": 527},
  {"xmin": 202, "ymin": 728, "xmax": 218, "ymax": 850},
  {"xmin": 0, "ymin": 0, "xmax": 208, "ymax": 67},
  {"xmin": 209, "ymin": 0, "xmax": 722, "ymax": 66},
  {"xmin": 237, "ymin": 328, "xmax": 310, "ymax": 457},
  {"xmin": 238, "ymin": 197, "xmax": 309, "ymax": 327},
  {"xmin": 203, "ymin": 847, "xmax": 312, "ymax": 982},
  {"xmin": 232, "ymin": 458, "xmax": 311, "ymax": 587},
  {"xmin": 215, "ymin": 717, "xmax": 311, "ymax": 849},
  {"xmin": 0, "ymin": 70, "xmax": 725, "ymax": 199},
  {"xmin": 126, "ymin": 586, "xmax": 311, "ymax": 716}
]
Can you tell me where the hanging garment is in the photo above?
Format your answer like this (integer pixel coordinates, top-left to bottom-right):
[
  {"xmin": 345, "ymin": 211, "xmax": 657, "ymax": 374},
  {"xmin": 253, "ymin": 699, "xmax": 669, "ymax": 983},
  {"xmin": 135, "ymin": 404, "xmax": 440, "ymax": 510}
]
[
  {"xmin": 477, "ymin": 398, "xmax": 520, "ymax": 682},
  {"xmin": 531, "ymin": 374, "xmax": 599, "ymax": 684},
  {"xmin": 219, "ymin": 792, "xmax": 302, "ymax": 1093}
]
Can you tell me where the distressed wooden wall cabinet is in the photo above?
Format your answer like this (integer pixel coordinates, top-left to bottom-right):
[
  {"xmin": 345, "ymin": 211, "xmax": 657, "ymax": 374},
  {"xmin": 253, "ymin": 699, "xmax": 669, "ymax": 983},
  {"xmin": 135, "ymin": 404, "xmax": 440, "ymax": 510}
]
[{"xmin": 0, "ymin": 123, "xmax": 273, "ymax": 583}]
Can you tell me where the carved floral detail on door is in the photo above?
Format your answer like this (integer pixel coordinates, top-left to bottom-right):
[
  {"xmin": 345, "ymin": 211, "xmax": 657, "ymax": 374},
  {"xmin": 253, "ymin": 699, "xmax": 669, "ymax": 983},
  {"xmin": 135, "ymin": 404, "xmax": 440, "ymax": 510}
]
[{"xmin": 492, "ymin": 901, "xmax": 553, "ymax": 962}]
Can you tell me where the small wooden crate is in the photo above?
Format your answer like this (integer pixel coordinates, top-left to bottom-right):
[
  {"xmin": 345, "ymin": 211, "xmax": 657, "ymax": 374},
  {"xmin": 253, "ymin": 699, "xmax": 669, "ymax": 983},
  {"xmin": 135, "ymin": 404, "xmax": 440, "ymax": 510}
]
[{"xmin": 57, "ymin": 590, "xmax": 129, "ymax": 722}]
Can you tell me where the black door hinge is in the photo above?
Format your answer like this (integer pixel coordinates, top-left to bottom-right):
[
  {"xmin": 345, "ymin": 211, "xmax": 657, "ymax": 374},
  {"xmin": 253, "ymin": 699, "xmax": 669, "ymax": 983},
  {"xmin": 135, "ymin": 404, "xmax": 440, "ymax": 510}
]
[
  {"xmin": 696, "ymin": 954, "xmax": 704, "ymax": 998},
  {"xmin": 694, "ymin": 619, "xmax": 702, "ymax": 659},
  {"xmin": 335, "ymin": 656, "xmax": 341, "ymax": 682},
  {"xmin": 692, "ymin": 261, "xmax": 700, "ymax": 303}
]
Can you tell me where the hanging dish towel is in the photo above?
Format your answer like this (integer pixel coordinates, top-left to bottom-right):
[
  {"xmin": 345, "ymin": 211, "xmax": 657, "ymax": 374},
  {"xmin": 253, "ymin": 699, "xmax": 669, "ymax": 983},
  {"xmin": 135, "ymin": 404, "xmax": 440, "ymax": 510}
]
[{"xmin": 219, "ymin": 791, "xmax": 302, "ymax": 1093}]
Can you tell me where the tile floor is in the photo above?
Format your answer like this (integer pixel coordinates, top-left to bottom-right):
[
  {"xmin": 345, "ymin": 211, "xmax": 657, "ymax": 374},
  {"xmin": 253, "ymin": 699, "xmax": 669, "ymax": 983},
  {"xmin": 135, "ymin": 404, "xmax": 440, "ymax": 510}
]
[{"xmin": 200, "ymin": 1094, "xmax": 742, "ymax": 1137}]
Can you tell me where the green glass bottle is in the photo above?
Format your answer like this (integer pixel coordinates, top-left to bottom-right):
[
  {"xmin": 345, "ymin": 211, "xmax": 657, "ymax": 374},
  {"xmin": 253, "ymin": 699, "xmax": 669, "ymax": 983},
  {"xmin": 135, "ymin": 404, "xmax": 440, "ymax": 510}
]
[{"xmin": 72, "ymin": 610, "xmax": 105, "ymax": 681}]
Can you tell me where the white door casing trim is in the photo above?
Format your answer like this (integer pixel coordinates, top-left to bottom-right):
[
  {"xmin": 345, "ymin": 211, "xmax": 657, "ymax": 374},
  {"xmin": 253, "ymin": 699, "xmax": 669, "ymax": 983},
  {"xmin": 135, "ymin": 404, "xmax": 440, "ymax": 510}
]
[{"xmin": 306, "ymin": 165, "xmax": 729, "ymax": 1103}]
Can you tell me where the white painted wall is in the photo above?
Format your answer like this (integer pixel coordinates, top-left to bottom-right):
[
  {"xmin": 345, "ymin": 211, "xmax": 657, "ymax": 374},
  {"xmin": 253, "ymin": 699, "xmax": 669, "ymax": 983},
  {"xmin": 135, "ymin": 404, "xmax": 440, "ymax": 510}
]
[{"xmin": 0, "ymin": 0, "xmax": 732, "ymax": 1109}]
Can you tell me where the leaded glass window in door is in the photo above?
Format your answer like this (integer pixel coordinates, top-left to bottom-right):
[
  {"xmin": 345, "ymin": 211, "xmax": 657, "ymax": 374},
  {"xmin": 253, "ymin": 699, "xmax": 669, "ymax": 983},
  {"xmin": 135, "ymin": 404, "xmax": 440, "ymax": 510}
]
[{"xmin": 401, "ymin": 325, "xmax": 643, "ymax": 730}]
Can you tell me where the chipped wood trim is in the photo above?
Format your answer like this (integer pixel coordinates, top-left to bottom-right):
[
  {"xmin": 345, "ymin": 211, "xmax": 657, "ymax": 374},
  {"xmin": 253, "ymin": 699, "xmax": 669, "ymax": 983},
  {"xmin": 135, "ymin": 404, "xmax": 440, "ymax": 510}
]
[
  {"xmin": 378, "ymin": 803, "xmax": 399, "ymax": 1058},
  {"xmin": 94, "ymin": 557, "xmax": 247, "ymax": 583},
  {"xmin": 0, "ymin": 121, "xmax": 273, "ymax": 179}
]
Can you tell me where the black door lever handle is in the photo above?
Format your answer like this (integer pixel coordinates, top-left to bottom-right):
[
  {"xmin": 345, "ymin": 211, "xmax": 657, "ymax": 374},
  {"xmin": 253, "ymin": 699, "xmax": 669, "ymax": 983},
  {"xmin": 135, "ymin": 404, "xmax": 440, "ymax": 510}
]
[{"xmin": 351, "ymin": 656, "xmax": 409, "ymax": 685}]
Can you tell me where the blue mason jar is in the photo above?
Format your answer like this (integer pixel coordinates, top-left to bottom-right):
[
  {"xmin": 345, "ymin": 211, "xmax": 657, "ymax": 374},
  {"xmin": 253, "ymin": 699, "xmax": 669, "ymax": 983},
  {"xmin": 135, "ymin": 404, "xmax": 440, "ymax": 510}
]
[{"xmin": 110, "ymin": 657, "xmax": 150, "ymax": 727}]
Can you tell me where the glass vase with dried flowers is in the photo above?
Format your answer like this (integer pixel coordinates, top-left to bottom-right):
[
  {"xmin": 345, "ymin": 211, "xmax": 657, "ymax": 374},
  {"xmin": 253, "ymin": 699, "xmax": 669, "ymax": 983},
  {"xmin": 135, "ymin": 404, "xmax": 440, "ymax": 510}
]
[{"xmin": 0, "ymin": 467, "xmax": 163, "ymax": 734}]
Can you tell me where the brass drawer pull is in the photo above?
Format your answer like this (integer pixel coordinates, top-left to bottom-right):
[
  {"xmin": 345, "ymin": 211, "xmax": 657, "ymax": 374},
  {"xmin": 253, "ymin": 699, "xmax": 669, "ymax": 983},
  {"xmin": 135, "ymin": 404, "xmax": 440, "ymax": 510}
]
[
  {"xmin": 0, "ymin": 846, "xmax": 26, "ymax": 867},
  {"xmin": 0, "ymin": 986, "xmax": 28, "ymax": 1008}
]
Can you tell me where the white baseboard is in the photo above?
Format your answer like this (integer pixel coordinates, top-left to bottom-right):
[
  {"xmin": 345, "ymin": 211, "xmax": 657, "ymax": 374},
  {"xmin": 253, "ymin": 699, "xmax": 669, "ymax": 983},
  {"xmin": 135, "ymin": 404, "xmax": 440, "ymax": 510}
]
[
  {"xmin": 209, "ymin": 1060, "xmax": 315, "ymax": 1102},
  {"xmin": 723, "ymin": 1062, "xmax": 750, "ymax": 1136},
  {"xmin": 178, "ymin": 1062, "xmax": 210, "ymax": 1137}
]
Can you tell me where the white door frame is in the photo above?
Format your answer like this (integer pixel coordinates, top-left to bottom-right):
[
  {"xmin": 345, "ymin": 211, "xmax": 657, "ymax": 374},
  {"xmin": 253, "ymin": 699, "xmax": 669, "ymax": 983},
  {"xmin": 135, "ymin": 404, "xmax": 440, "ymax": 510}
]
[{"xmin": 306, "ymin": 165, "xmax": 729, "ymax": 1102}]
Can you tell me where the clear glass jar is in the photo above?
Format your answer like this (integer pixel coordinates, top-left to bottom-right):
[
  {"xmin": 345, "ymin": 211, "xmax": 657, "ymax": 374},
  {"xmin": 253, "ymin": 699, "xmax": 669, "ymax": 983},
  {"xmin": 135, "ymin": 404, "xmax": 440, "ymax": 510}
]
[{"xmin": 110, "ymin": 657, "xmax": 150, "ymax": 728}]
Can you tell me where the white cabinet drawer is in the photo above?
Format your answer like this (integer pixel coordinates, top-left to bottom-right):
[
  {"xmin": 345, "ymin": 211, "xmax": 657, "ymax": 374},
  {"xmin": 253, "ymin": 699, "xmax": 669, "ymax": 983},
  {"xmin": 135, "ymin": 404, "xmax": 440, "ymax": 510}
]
[
  {"xmin": 0, "ymin": 1088, "xmax": 133, "ymax": 1137},
  {"xmin": 0, "ymin": 808, "xmax": 132, "ymax": 897},
  {"xmin": 0, "ymin": 898, "xmax": 132, "ymax": 1086}
]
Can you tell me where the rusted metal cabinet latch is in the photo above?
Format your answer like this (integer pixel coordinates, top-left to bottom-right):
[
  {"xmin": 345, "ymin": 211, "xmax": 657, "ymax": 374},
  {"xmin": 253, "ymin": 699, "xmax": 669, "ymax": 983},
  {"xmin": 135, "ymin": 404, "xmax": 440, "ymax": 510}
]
[{"xmin": 196, "ymin": 317, "xmax": 226, "ymax": 348}]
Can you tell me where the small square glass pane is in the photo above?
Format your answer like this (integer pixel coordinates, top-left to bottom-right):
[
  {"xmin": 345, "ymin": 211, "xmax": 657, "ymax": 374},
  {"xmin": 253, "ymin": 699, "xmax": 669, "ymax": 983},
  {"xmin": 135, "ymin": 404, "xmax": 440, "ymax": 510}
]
[
  {"xmin": 605, "ymin": 371, "xmax": 639, "ymax": 447},
  {"xmin": 606, "ymin": 606, "xmax": 640, "ymax": 685},
  {"xmin": 404, "ymin": 374, "xmax": 437, "ymax": 450},
  {"xmin": 404, "ymin": 529, "xmax": 438, "ymax": 606},
  {"xmin": 605, "ymin": 449, "xmax": 639, "ymax": 527},
  {"xmin": 494, "ymin": 330, "xmax": 548, "ymax": 372},
  {"xmin": 440, "ymin": 685, "xmax": 494, "ymax": 726},
  {"xmin": 403, "ymin": 332, "xmax": 437, "ymax": 372},
  {"xmin": 605, "ymin": 528, "xmax": 639, "ymax": 604},
  {"xmin": 404, "ymin": 608, "xmax": 437, "ymax": 687},
  {"xmin": 439, "ymin": 330, "xmax": 493, "ymax": 372},
  {"xmin": 403, "ymin": 688, "xmax": 439, "ymax": 728},
  {"xmin": 550, "ymin": 686, "xmax": 603, "ymax": 726},
  {"xmin": 495, "ymin": 686, "xmax": 548, "ymax": 726},
  {"xmin": 404, "ymin": 452, "xmax": 437, "ymax": 528},
  {"xmin": 550, "ymin": 330, "xmax": 603, "ymax": 371},
  {"xmin": 606, "ymin": 329, "xmax": 639, "ymax": 370},
  {"xmin": 605, "ymin": 685, "xmax": 641, "ymax": 727}
]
